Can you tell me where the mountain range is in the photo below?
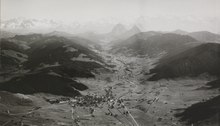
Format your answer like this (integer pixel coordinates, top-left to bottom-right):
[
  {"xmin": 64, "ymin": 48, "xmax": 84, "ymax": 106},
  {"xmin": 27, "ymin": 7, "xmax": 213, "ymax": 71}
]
[
  {"xmin": 0, "ymin": 34, "xmax": 109, "ymax": 96},
  {"xmin": 78, "ymin": 24, "xmax": 141, "ymax": 43}
]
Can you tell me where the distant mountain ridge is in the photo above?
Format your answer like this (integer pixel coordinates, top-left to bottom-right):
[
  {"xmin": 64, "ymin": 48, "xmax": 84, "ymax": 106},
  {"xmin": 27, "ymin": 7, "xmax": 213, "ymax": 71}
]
[
  {"xmin": 188, "ymin": 31, "xmax": 220, "ymax": 42},
  {"xmin": 78, "ymin": 24, "xmax": 141, "ymax": 43},
  {"xmin": 110, "ymin": 24, "xmax": 127, "ymax": 36},
  {"xmin": 1, "ymin": 18, "xmax": 62, "ymax": 33},
  {"xmin": 0, "ymin": 31, "xmax": 16, "ymax": 38},
  {"xmin": 111, "ymin": 32, "xmax": 198, "ymax": 57},
  {"xmin": 171, "ymin": 29, "xmax": 188, "ymax": 35}
]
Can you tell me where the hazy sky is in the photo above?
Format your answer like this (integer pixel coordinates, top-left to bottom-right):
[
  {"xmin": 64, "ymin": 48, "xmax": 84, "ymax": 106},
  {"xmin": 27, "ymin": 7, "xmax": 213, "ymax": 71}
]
[{"xmin": 1, "ymin": 0, "xmax": 220, "ymax": 32}]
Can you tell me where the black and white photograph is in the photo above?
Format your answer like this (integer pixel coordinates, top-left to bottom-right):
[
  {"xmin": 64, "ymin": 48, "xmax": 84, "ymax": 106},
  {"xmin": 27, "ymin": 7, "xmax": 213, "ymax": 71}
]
[{"xmin": 0, "ymin": 0, "xmax": 220, "ymax": 125}]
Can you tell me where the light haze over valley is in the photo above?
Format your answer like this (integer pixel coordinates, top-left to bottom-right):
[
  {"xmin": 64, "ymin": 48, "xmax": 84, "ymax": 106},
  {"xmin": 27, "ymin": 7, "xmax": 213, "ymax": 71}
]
[{"xmin": 1, "ymin": 0, "xmax": 220, "ymax": 126}]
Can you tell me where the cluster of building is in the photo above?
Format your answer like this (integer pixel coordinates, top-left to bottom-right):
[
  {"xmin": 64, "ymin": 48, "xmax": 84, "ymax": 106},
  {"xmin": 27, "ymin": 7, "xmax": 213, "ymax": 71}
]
[{"xmin": 44, "ymin": 86, "xmax": 132, "ymax": 125}]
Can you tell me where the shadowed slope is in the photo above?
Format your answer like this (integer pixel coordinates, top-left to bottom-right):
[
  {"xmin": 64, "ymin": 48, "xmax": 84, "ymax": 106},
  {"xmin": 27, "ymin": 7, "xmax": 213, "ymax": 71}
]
[
  {"xmin": 175, "ymin": 95, "xmax": 220, "ymax": 125},
  {"xmin": 206, "ymin": 79, "xmax": 220, "ymax": 89},
  {"xmin": 148, "ymin": 43, "xmax": 220, "ymax": 81},
  {"xmin": 0, "ymin": 73, "xmax": 88, "ymax": 96}
]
